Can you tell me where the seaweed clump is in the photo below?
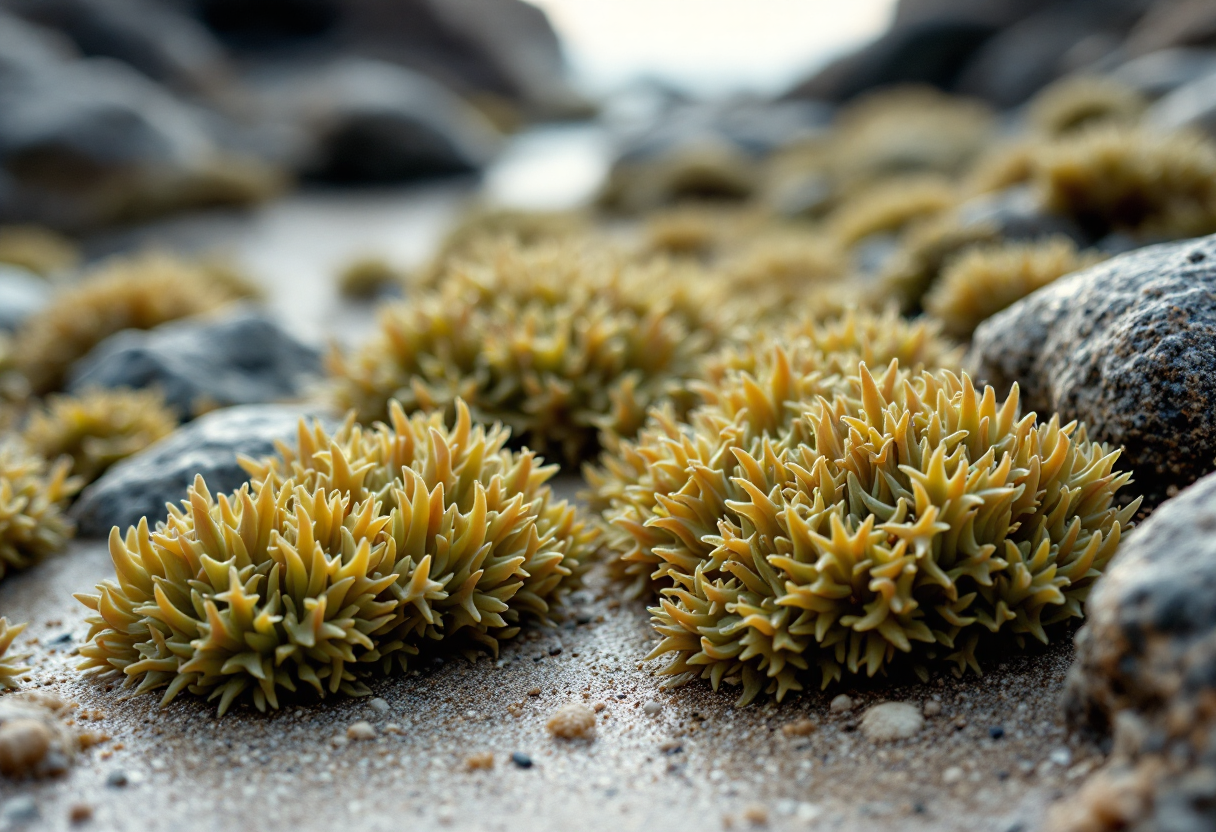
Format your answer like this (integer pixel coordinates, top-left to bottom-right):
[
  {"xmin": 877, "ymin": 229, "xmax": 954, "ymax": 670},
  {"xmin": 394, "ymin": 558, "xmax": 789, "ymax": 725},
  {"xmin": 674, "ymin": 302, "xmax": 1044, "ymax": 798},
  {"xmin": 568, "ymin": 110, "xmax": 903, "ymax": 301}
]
[
  {"xmin": 607, "ymin": 362, "xmax": 1138, "ymax": 704},
  {"xmin": 22, "ymin": 388, "xmax": 178, "ymax": 485},
  {"xmin": 1037, "ymin": 127, "xmax": 1216, "ymax": 240},
  {"xmin": 925, "ymin": 238, "xmax": 1105, "ymax": 338},
  {"xmin": 586, "ymin": 310, "xmax": 963, "ymax": 597},
  {"xmin": 337, "ymin": 256, "xmax": 406, "ymax": 300},
  {"xmin": 1028, "ymin": 76, "xmax": 1146, "ymax": 137},
  {"xmin": 0, "ymin": 446, "xmax": 80, "ymax": 583},
  {"xmin": 76, "ymin": 400, "xmax": 592, "ymax": 715},
  {"xmin": 14, "ymin": 253, "xmax": 243, "ymax": 394},
  {"xmin": 330, "ymin": 240, "xmax": 728, "ymax": 464},
  {"xmin": 0, "ymin": 225, "xmax": 79, "ymax": 277},
  {"xmin": 0, "ymin": 618, "xmax": 31, "ymax": 690}
]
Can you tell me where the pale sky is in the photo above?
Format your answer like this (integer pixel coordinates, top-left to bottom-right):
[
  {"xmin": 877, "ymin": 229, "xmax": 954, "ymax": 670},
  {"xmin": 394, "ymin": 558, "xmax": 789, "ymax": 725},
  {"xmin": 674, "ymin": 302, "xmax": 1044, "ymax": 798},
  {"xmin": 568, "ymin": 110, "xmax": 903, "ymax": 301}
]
[{"xmin": 531, "ymin": 0, "xmax": 900, "ymax": 97}]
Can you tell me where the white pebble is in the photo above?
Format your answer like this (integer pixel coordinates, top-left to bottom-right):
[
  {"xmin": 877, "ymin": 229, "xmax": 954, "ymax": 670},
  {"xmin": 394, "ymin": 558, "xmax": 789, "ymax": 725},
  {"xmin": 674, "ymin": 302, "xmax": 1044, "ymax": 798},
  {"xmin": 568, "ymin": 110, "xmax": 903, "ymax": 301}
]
[
  {"xmin": 860, "ymin": 702, "xmax": 924, "ymax": 742},
  {"xmin": 943, "ymin": 766, "xmax": 964, "ymax": 784},
  {"xmin": 642, "ymin": 700, "xmax": 663, "ymax": 716},
  {"xmin": 923, "ymin": 700, "xmax": 942, "ymax": 717},
  {"xmin": 829, "ymin": 694, "xmax": 854, "ymax": 713},
  {"xmin": 346, "ymin": 721, "xmax": 376, "ymax": 741},
  {"xmin": 368, "ymin": 698, "xmax": 390, "ymax": 714},
  {"xmin": 1049, "ymin": 747, "xmax": 1072, "ymax": 767}
]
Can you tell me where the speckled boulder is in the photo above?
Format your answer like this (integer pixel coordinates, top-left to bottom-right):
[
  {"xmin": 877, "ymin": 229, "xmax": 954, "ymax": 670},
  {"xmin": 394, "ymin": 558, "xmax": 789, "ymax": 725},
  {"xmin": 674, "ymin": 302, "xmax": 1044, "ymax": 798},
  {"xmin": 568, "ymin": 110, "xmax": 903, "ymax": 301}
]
[
  {"xmin": 967, "ymin": 234, "xmax": 1216, "ymax": 503},
  {"xmin": 70, "ymin": 404, "xmax": 338, "ymax": 537},
  {"xmin": 1052, "ymin": 472, "xmax": 1216, "ymax": 832},
  {"xmin": 67, "ymin": 307, "xmax": 322, "ymax": 417}
]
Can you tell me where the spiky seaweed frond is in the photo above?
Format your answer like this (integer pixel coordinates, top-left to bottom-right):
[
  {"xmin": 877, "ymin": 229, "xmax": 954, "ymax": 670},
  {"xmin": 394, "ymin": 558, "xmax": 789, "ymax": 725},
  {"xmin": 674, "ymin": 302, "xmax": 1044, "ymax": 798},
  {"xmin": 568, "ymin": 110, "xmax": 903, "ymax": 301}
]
[
  {"xmin": 586, "ymin": 311, "xmax": 963, "ymax": 598},
  {"xmin": 616, "ymin": 364, "xmax": 1138, "ymax": 705},
  {"xmin": 0, "ymin": 618, "xmax": 31, "ymax": 689},
  {"xmin": 924, "ymin": 238, "xmax": 1106, "ymax": 338},
  {"xmin": 330, "ymin": 240, "xmax": 729, "ymax": 465},
  {"xmin": 22, "ymin": 388, "xmax": 178, "ymax": 484},
  {"xmin": 0, "ymin": 446, "xmax": 80, "ymax": 583},
  {"xmin": 1028, "ymin": 76, "xmax": 1146, "ymax": 137},
  {"xmin": 14, "ymin": 253, "xmax": 241, "ymax": 394},
  {"xmin": 829, "ymin": 176, "xmax": 957, "ymax": 246},
  {"xmin": 76, "ymin": 401, "xmax": 592, "ymax": 715}
]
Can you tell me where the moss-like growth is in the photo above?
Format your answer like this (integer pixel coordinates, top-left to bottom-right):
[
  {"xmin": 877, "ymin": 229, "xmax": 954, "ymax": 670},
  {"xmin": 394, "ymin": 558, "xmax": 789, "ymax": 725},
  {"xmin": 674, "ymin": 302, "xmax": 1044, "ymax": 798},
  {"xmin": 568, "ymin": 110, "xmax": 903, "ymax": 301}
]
[
  {"xmin": 0, "ymin": 618, "xmax": 31, "ymax": 690},
  {"xmin": 925, "ymin": 238, "xmax": 1105, "ymax": 338},
  {"xmin": 77, "ymin": 400, "xmax": 592, "ymax": 715},
  {"xmin": 0, "ymin": 225, "xmax": 79, "ymax": 277},
  {"xmin": 964, "ymin": 140, "xmax": 1042, "ymax": 196},
  {"xmin": 1028, "ymin": 76, "xmax": 1146, "ymax": 137},
  {"xmin": 600, "ymin": 142, "xmax": 757, "ymax": 214},
  {"xmin": 0, "ymin": 446, "xmax": 80, "ymax": 583},
  {"xmin": 14, "ymin": 253, "xmax": 242, "ymax": 394},
  {"xmin": 879, "ymin": 214, "xmax": 1001, "ymax": 312},
  {"xmin": 337, "ymin": 256, "xmax": 406, "ymax": 300},
  {"xmin": 829, "ymin": 176, "xmax": 957, "ymax": 246},
  {"xmin": 330, "ymin": 240, "xmax": 728, "ymax": 465},
  {"xmin": 1037, "ymin": 127, "xmax": 1216, "ymax": 239},
  {"xmin": 832, "ymin": 87, "xmax": 994, "ymax": 184},
  {"xmin": 586, "ymin": 310, "xmax": 963, "ymax": 597},
  {"xmin": 22, "ymin": 388, "xmax": 178, "ymax": 485},
  {"xmin": 721, "ymin": 230, "xmax": 850, "ymax": 320},
  {"xmin": 418, "ymin": 208, "xmax": 592, "ymax": 286},
  {"xmin": 633, "ymin": 364, "xmax": 1139, "ymax": 704}
]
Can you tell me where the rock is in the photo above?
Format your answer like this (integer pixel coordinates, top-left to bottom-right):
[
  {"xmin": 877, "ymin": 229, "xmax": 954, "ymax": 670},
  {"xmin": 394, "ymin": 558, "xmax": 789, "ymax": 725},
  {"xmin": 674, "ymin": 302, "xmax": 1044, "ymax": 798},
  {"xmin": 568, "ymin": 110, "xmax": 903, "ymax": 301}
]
[
  {"xmin": 829, "ymin": 694, "xmax": 855, "ymax": 713},
  {"xmin": 1054, "ymin": 471, "xmax": 1216, "ymax": 832},
  {"xmin": 953, "ymin": 3, "xmax": 1146, "ymax": 107},
  {"xmin": 955, "ymin": 185, "xmax": 1087, "ymax": 245},
  {"xmin": 781, "ymin": 719, "xmax": 818, "ymax": 737},
  {"xmin": 1146, "ymin": 69, "xmax": 1216, "ymax": 137},
  {"xmin": 967, "ymin": 234, "xmax": 1216, "ymax": 503},
  {"xmin": 510, "ymin": 751, "xmax": 532, "ymax": 768},
  {"xmin": 641, "ymin": 700, "xmax": 663, "ymax": 716},
  {"xmin": 546, "ymin": 703, "xmax": 596, "ymax": 740},
  {"xmin": 346, "ymin": 721, "xmax": 376, "ymax": 741},
  {"xmin": 7, "ymin": 0, "xmax": 231, "ymax": 95},
  {"xmin": 0, "ymin": 265, "xmax": 52, "ymax": 331},
  {"xmin": 1, "ymin": 795, "xmax": 38, "ymax": 822},
  {"xmin": 266, "ymin": 58, "xmax": 499, "ymax": 183},
  {"xmin": 0, "ymin": 693, "xmax": 77, "ymax": 779},
  {"xmin": 860, "ymin": 702, "xmax": 924, "ymax": 742},
  {"xmin": 923, "ymin": 700, "xmax": 942, "ymax": 717},
  {"xmin": 195, "ymin": 0, "xmax": 587, "ymax": 120},
  {"xmin": 1111, "ymin": 48, "xmax": 1216, "ymax": 98},
  {"xmin": 0, "ymin": 58, "xmax": 279, "ymax": 230},
  {"xmin": 1124, "ymin": 0, "xmax": 1216, "ymax": 57},
  {"xmin": 67, "ymin": 307, "xmax": 323, "ymax": 416},
  {"xmin": 70, "ymin": 403, "xmax": 339, "ymax": 537},
  {"xmin": 0, "ymin": 10, "xmax": 77, "ymax": 78}
]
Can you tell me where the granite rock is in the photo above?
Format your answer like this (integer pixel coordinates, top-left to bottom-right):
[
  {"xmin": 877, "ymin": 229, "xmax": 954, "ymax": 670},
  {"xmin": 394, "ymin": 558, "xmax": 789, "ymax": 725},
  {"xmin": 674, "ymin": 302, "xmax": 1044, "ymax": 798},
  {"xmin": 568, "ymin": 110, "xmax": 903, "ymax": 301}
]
[
  {"xmin": 70, "ymin": 403, "xmax": 339, "ymax": 537},
  {"xmin": 67, "ymin": 307, "xmax": 322, "ymax": 417},
  {"xmin": 1052, "ymin": 471, "xmax": 1216, "ymax": 832},
  {"xmin": 967, "ymin": 234, "xmax": 1216, "ymax": 503}
]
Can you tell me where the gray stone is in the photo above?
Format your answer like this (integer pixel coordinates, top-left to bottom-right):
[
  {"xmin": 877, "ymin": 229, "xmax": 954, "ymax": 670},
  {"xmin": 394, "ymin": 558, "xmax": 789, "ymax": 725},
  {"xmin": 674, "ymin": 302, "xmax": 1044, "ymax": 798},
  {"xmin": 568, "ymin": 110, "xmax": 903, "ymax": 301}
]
[
  {"xmin": 1111, "ymin": 47, "xmax": 1216, "ymax": 98},
  {"xmin": 0, "ymin": 10, "xmax": 76, "ymax": 78},
  {"xmin": 0, "ymin": 265, "xmax": 52, "ymax": 331},
  {"xmin": 1059, "ymin": 471, "xmax": 1216, "ymax": 832},
  {"xmin": 6, "ymin": 0, "xmax": 230, "ymax": 94},
  {"xmin": 1, "ymin": 795, "xmax": 38, "ymax": 822},
  {"xmin": 966, "ymin": 233, "xmax": 1216, "ymax": 504},
  {"xmin": 1146, "ymin": 69, "xmax": 1216, "ymax": 137},
  {"xmin": 955, "ymin": 185, "xmax": 1088, "ymax": 245},
  {"xmin": 70, "ymin": 403, "xmax": 339, "ymax": 537},
  {"xmin": 67, "ymin": 307, "xmax": 323, "ymax": 416},
  {"xmin": 271, "ymin": 58, "xmax": 500, "ymax": 183}
]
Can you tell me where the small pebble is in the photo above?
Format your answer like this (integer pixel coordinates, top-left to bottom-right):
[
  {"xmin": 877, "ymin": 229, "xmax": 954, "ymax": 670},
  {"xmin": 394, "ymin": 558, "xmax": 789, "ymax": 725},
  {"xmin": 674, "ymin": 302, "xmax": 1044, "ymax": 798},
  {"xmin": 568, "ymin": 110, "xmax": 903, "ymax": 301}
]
[
  {"xmin": 511, "ymin": 752, "xmax": 533, "ymax": 769},
  {"xmin": 642, "ymin": 700, "xmax": 663, "ymax": 716},
  {"xmin": 368, "ymin": 698, "xmax": 390, "ymax": 714},
  {"xmin": 1049, "ymin": 748, "xmax": 1072, "ymax": 767},
  {"xmin": 943, "ymin": 766, "xmax": 964, "ymax": 784},
  {"xmin": 527, "ymin": 687, "xmax": 541, "ymax": 697},
  {"xmin": 781, "ymin": 719, "xmax": 817, "ymax": 737},
  {"xmin": 106, "ymin": 770, "xmax": 129, "ymax": 788},
  {"xmin": 829, "ymin": 694, "xmax": 854, "ymax": 713},
  {"xmin": 860, "ymin": 702, "xmax": 924, "ymax": 742},
  {"xmin": 346, "ymin": 721, "xmax": 376, "ymax": 741},
  {"xmin": 923, "ymin": 700, "xmax": 942, "ymax": 717},
  {"xmin": 742, "ymin": 803, "xmax": 769, "ymax": 826},
  {"xmin": 465, "ymin": 752, "xmax": 494, "ymax": 771},
  {"xmin": 546, "ymin": 703, "xmax": 597, "ymax": 740},
  {"xmin": 592, "ymin": 701, "xmax": 606, "ymax": 713},
  {"xmin": 989, "ymin": 726, "xmax": 1005, "ymax": 740},
  {"xmin": 2, "ymin": 796, "xmax": 38, "ymax": 822},
  {"xmin": 0, "ymin": 719, "xmax": 52, "ymax": 776},
  {"xmin": 69, "ymin": 804, "xmax": 93, "ymax": 824}
]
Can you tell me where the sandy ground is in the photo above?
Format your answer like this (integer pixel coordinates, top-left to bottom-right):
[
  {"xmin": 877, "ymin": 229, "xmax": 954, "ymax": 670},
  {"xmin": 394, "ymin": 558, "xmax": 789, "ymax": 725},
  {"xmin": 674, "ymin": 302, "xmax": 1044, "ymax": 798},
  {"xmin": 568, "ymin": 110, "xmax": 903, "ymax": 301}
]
[
  {"xmin": 0, "ymin": 133, "xmax": 1103, "ymax": 830},
  {"xmin": 0, "ymin": 513, "xmax": 1100, "ymax": 832}
]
